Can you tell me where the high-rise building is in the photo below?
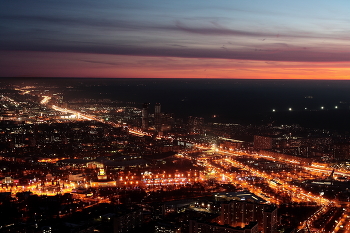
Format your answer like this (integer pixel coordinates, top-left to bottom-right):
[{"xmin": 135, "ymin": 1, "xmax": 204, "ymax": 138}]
[
  {"xmin": 155, "ymin": 103, "xmax": 161, "ymax": 132},
  {"xmin": 253, "ymin": 135, "xmax": 274, "ymax": 150},
  {"xmin": 220, "ymin": 200, "xmax": 277, "ymax": 233},
  {"xmin": 263, "ymin": 207, "xmax": 278, "ymax": 233},
  {"xmin": 142, "ymin": 103, "xmax": 149, "ymax": 130},
  {"xmin": 114, "ymin": 206, "xmax": 143, "ymax": 233}
]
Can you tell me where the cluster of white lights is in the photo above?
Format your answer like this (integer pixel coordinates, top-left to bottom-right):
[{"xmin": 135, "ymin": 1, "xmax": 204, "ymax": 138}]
[{"xmin": 272, "ymin": 106, "xmax": 339, "ymax": 112}]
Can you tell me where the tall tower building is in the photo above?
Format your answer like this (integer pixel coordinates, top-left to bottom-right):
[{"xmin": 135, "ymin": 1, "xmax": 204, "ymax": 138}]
[
  {"xmin": 155, "ymin": 103, "xmax": 161, "ymax": 132},
  {"xmin": 263, "ymin": 207, "xmax": 278, "ymax": 233},
  {"xmin": 142, "ymin": 103, "xmax": 149, "ymax": 130},
  {"xmin": 220, "ymin": 200, "xmax": 277, "ymax": 233}
]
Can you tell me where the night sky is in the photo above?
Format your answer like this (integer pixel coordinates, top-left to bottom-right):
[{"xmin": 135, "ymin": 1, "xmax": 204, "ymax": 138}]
[{"xmin": 1, "ymin": 0, "xmax": 350, "ymax": 79}]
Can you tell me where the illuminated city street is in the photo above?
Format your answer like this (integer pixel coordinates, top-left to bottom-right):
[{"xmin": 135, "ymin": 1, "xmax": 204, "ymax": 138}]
[
  {"xmin": 39, "ymin": 93, "xmax": 345, "ymax": 232},
  {"xmin": 0, "ymin": 84, "xmax": 349, "ymax": 233}
]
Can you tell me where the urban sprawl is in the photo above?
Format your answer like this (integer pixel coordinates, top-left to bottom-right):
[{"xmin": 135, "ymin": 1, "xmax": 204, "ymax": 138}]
[{"xmin": 0, "ymin": 84, "xmax": 350, "ymax": 233}]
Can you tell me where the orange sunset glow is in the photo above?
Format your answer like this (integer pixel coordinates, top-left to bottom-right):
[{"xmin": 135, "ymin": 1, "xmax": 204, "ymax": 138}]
[{"xmin": 2, "ymin": 51, "xmax": 350, "ymax": 79}]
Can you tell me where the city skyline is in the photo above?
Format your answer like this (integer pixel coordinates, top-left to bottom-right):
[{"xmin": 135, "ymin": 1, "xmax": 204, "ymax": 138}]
[{"xmin": 1, "ymin": 1, "xmax": 350, "ymax": 79}]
